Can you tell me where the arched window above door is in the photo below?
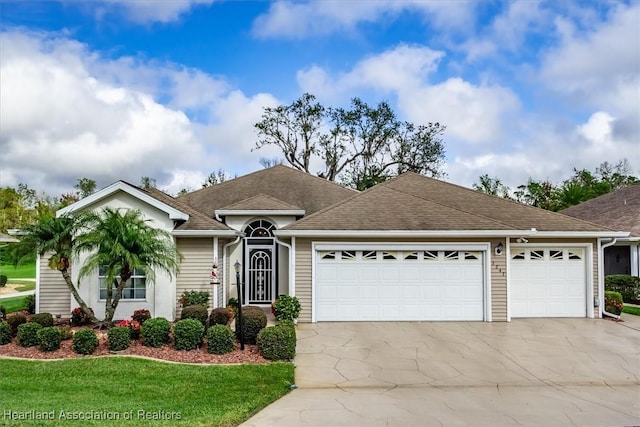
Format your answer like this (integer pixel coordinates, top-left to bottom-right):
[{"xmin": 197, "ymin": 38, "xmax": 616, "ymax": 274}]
[{"xmin": 244, "ymin": 219, "xmax": 275, "ymax": 238}]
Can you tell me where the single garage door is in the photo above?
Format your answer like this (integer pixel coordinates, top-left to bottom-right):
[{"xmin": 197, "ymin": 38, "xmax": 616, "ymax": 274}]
[
  {"xmin": 510, "ymin": 247, "xmax": 587, "ymax": 317},
  {"xmin": 315, "ymin": 248, "xmax": 485, "ymax": 321}
]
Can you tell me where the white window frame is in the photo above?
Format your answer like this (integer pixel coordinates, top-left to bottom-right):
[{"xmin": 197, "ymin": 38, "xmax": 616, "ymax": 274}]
[{"xmin": 98, "ymin": 266, "xmax": 147, "ymax": 301}]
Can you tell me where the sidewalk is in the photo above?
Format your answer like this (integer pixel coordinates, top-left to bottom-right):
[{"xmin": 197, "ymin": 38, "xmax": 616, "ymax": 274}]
[{"xmin": 0, "ymin": 290, "xmax": 35, "ymax": 300}]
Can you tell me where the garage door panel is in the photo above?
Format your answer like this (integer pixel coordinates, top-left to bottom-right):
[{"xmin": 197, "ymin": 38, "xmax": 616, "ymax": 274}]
[
  {"xmin": 316, "ymin": 249, "xmax": 485, "ymax": 321},
  {"xmin": 511, "ymin": 248, "xmax": 586, "ymax": 318}
]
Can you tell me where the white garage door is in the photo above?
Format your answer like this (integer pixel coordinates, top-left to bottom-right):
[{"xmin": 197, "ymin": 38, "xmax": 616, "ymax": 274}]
[
  {"xmin": 510, "ymin": 248, "xmax": 587, "ymax": 317},
  {"xmin": 315, "ymin": 248, "xmax": 485, "ymax": 321}
]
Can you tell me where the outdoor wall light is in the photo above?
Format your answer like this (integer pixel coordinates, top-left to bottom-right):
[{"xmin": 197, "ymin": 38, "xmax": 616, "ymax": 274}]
[{"xmin": 494, "ymin": 242, "xmax": 504, "ymax": 256}]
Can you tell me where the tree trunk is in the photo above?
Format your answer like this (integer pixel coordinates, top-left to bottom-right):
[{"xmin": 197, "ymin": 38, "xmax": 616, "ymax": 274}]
[
  {"xmin": 60, "ymin": 268, "xmax": 99, "ymax": 324},
  {"xmin": 102, "ymin": 278, "xmax": 129, "ymax": 325}
]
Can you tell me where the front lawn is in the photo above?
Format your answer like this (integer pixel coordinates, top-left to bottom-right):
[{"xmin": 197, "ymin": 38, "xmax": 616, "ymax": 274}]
[
  {"xmin": 0, "ymin": 358, "xmax": 294, "ymax": 426},
  {"xmin": 0, "ymin": 294, "xmax": 30, "ymax": 313},
  {"xmin": 0, "ymin": 261, "xmax": 36, "ymax": 279},
  {"xmin": 622, "ymin": 305, "xmax": 640, "ymax": 316}
]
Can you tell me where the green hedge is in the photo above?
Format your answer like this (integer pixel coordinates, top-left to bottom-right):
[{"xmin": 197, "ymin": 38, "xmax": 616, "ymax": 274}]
[
  {"xmin": 141, "ymin": 317, "xmax": 171, "ymax": 348},
  {"xmin": 174, "ymin": 319, "xmax": 205, "ymax": 351},
  {"xmin": 73, "ymin": 329, "xmax": 99, "ymax": 355},
  {"xmin": 236, "ymin": 306, "xmax": 267, "ymax": 345},
  {"xmin": 605, "ymin": 275, "xmax": 640, "ymax": 303},
  {"xmin": 0, "ymin": 321, "xmax": 12, "ymax": 345},
  {"xmin": 17, "ymin": 322, "xmax": 42, "ymax": 347},
  {"xmin": 107, "ymin": 326, "xmax": 132, "ymax": 351},
  {"xmin": 37, "ymin": 327, "xmax": 62, "ymax": 352},
  {"xmin": 257, "ymin": 325, "xmax": 296, "ymax": 361},
  {"xmin": 207, "ymin": 325, "xmax": 235, "ymax": 355}
]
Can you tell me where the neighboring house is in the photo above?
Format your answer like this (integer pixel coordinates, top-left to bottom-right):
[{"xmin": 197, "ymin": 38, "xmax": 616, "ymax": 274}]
[
  {"xmin": 562, "ymin": 185, "xmax": 640, "ymax": 278},
  {"xmin": 37, "ymin": 165, "xmax": 626, "ymax": 322}
]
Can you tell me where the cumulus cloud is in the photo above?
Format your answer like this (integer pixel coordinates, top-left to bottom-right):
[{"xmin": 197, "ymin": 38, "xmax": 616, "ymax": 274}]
[
  {"xmin": 0, "ymin": 30, "xmax": 277, "ymax": 196},
  {"xmin": 95, "ymin": 0, "xmax": 215, "ymax": 23},
  {"xmin": 252, "ymin": 0, "xmax": 475, "ymax": 38}
]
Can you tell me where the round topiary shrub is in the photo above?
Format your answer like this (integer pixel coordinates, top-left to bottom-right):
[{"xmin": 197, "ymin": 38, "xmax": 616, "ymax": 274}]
[
  {"xmin": 37, "ymin": 326, "xmax": 62, "ymax": 352},
  {"xmin": 272, "ymin": 295, "xmax": 302, "ymax": 322},
  {"xmin": 58, "ymin": 326, "xmax": 74, "ymax": 341},
  {"xmin": 207, "ymin": 325, "xmax": 235, "ymax": 355},
  {"xmin": 0, "ymin": 321, "xmax": 12, "ymax": 345},
  {"xmin": 209, "ymin": 307, "xmax": 231, "ymax": 326},
  {"xmin": 141, "ymin": 317, "xmax": 171, "ymax": 348},
  {"xmin": 174, "ymin": 319, "xmax": 205, "ymax": 351},
  {"xmin": 236, "ymin": 306, "xmax": 267, "ymax": 345},
  {"xmin": 31, "ymin": 312, "xmax": 54, "ymax": 328},
  {"xmin": 17, "ymin": 322, "xmax": 43, "ymax": 347},
  {"xmin": 107, "ymin": 326, "xmax": 132, "ymax": 351},
  {"xmin": 181, "ymin": 304, "xmax": 209, "ymax": 327},
  {"xmin": 72, "ymin": 328, "xmax": 99, "ymax": 355},
  {"xmin": 605, "ymin": 290, "xmax": 624, "ymax": 316},
  {"xmin": 7, "ymin": 314, "xmax": 27, "ymax": 337},
  {"xmin": 0, "ymin": 274, "xmax": 7, "ymax": 287},
  {"xmin": 257, "ymin": 325, "xmax": 297, "ymax": 361}
]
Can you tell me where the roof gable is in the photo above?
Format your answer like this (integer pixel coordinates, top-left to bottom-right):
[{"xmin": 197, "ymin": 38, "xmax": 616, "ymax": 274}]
[
  {"xmin": 57, "ymin": 181, "xmax": 188, "ymax": 221},
  {"xmin": 177, "ymin": 165, "xmax": 355, "ymax": 217},
  {"xmin": 561, "ymin": 185, "xmax": 640, "ymax": 237},
  {"xmin": 220, "ymin": 194, "xmax": 302, "ymax": 211},
  {"xmin": 283, "ymin": 172, "xmax": 616, "ymax": 234}
]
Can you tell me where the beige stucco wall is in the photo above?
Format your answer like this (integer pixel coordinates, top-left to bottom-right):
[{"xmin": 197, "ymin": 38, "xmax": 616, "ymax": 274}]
[{"xmin": 293, "ymin": 236, "xmax": 597, "ymax": 323}]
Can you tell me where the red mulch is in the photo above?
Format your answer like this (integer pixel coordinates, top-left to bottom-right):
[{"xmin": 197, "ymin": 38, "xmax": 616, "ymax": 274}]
[{"xmin": 0, "ymin": 313, "xmax": 268, "ymax": 365}]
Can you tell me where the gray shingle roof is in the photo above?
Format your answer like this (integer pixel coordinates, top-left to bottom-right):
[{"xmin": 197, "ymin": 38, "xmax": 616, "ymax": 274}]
[
  {"xmin": 284, "ymin": 172, "xmax": 613, "ymax": 232},
  {"xmin": 561, "ymin": 185, "xmax": 640, "ymax": 237},
  {"xmin": 219, "ymin": 194, "xmax": 302, "ymax": 211},
  {"xmin": 177, "ymin": 165, "xmax": 356, "ymax": 217}
]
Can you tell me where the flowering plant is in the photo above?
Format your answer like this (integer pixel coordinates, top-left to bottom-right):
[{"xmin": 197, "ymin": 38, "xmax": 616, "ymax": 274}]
[
  {"xmin": 119, "ymin": 319, "xmax": 141, "ymax": 339},
  {"xmin": 70, "ymin": 307, "xmax": 94, "ymax": 326}
]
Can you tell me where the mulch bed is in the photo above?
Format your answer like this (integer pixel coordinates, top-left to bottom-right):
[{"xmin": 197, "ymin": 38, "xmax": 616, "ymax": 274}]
[{"xmin": 0, "ymin": 312, "xmax": 268, "ymax": 365}]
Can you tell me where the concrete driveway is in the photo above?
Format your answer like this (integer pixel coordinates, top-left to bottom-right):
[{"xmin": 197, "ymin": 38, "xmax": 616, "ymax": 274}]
[{"xmin": 242, "ymin": 317, "xmax": 640, "ymax": 427}]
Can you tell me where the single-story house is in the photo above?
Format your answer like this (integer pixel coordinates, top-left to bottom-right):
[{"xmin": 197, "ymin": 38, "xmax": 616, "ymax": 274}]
[
  {"xmin": 562, "ymin": 185, "xmax": 639, "ymax": 277},
  {"xmin": 37, "ymin": 165, "xmax": 627, "ymax": 322}
]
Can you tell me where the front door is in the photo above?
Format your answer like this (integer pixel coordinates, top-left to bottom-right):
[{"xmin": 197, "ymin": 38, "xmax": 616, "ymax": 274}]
[{"xmin": 243, "ymin": 220, "xmax": 276, "ymax": 304}]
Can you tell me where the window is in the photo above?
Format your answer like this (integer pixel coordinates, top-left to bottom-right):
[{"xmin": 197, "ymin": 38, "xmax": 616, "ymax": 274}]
[
  {"xmin": 362, "ymin": 250, "xmax": 377, "ymax": 261},
  {"xmin": 568, "ymin": 251, "xmax": 582, "ymax": 260},
  {"xmin": 403, "ymin": 251, "xmax": 418, "ymax": 260},
  {"xmin": 550, "ymin": 250, "xmax": 563, "ymax": 260},
  {"xmin": 99, "ymin": 266, "xmax": 146, "ymax": 300},
  {"xmin": 464, "ymin": 252, "xmax": 479, "ymax": 260},
  {"xmin": 320, "ymin": 251, "xmax": 336, "ymax": 260},
  {"xmin": 382, "ymin": 251, "xmax": 397, "ymax": 260},
  {"xmin": 341, "ymin": 250, "xmax": 356, "ymax": 261},
  {"xmin": 511, "ymin": 251, "xmax": 525, "ymax": 260},
  {"xmin": 530, "ymin": 250, "xmax": 544, "ymax": 260},
  {"xmin": 444, "ymin": 251, "xmax": 459, "ymax": 261},
  {"xmin": 423, "ymin": 251, "xmax": 438, "ymax": 260}
]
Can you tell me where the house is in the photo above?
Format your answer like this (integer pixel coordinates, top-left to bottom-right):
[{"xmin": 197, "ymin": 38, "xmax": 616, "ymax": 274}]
[
  {"xmin": 37, "ymin": 165, "xmax": 627, "ymax": 322},
  {"xmin": 562, "ymin": 185, "xmax": 639, "ymax": 277}
]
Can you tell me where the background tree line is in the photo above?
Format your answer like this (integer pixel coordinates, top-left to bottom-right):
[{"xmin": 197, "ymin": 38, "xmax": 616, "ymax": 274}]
[{"xmin": 473, "ymin": 159, "xmax": 639, "ymax": 211}]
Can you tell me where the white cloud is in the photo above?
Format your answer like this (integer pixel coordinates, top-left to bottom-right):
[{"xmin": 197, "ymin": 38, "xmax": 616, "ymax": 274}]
[
  {"xmin": 95, "ymin": 0, "xmax": 215, "ymax": 23},
  {"xmin": 252, "ymin": 0, "xmax": 475, "ymax": 38},
  {"xmin": 0, "ymin": 30, "xmax": 278, "ymax": 196}
]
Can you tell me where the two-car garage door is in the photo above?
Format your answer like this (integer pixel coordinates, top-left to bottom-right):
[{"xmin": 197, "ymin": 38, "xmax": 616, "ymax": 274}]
[{"xmin": 315, "ymin": 247, "xmax": 485, "ymax": 321}]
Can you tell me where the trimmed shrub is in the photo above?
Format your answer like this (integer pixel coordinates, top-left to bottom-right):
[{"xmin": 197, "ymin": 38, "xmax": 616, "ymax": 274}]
[
  {"xmin": 31, "ymin": 312, "xmax": 54, "ymax": 328},
  {"xmin": 0, "ymin": 274, "xmax": 7, "ymax": 287},
  {"xmin": 141, "ymin": 317, "xmax": 171, "ymax": 348},
  {"xmin": 58, "ymin": 326, "xmax": 74, "ymax": 341},
  {"xmin": 181, "ymin": 304, "xmax": 208, "ymax": 327},
  {"xmin": 107, "ymin": 326, "xmax": 132, "ymax": 351},
  {"xmin": 37, "ymin": 327, "xmax": 62, "ymax": 352},
  {"xmin": 72, "ymin": 329, "xmax": 99, "ymax": 355},
  {"xmin": 180, "ymin": 290, "xmax": 210, "ymax": 308},
  {"xmin": 17, "ymin": 322, "xmax": 42, "ymax": 347},
  {"xmin": 257, "ymin": 325, "xmax": 296, "ymax": 361},
  {"xmin": 605, "ymin": 275, "xmax": 640, "ymax": 303},
  {"xmin": 26, "ymin": 295, "xmax": 35, "ymax": 314},
  {"xmin": 236, "ymin": 306, "xmax": 267, "ymax": 345},
  {"xmin": 209, "ymin": 307, "xmax": 231, "ymax": 326},
  {"xmin": 0, "ymin": 305, "xmax": 6, "ymax": 321},
  {"xmin": 272, "ymin": 295, "xmax": 301, "ymax": 322},
  {"xmin": 174, "ymin": 319, "xmax": 205, "ymax": 351},
  {"xmin": 71, "ymin": 307, "xmax": 94, "ymax": 326},
  {"xmin": 131, "ymin": 309, "xmax": 151, "ymax": 324},
  {"xmin": 276, "ymin": 319, "xmax": 296, "ymax": 329},
  {"xmin": 207, "ymin": 325, "xmax": 235, "ymax": 355},
  {"xmin": 0, "ymin": 321, "xmax": 12, "ymax": 345},
  {"xmin": 7, "ymin": 314, "xmax": 26, "ymax": 337},
  {"xmin": 605, "ymin": 291, "xmax": 624, "ymax": 316}
]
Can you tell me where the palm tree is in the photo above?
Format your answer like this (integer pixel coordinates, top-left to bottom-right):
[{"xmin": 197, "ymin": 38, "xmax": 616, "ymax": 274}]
[
  {"xmin": 76, "ymin": 208, "xmax": 181, "ymax": 325},
  {"xmin": 10, "ymin": 214, "xmax": 98, "ymax": 323}
]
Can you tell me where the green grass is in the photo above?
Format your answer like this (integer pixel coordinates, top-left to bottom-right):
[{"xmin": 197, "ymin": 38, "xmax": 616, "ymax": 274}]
[
  {"xmin": 0, "ymin": 295, "xmax": 30, "ymax": 313},
  {"xmin": 622, "ymin": 305, "xmax": 640, "ymax": 316},
  {"xmin": 7, "ymin": 281, "xmax": 35, "ymax": 291},
  {"xmin": 0, "ymin": 358, "xmax": 294, "ymax": 426},
  {"xmin": 0, "ymin": 261, "xmax": 36, "ymax": 279}
]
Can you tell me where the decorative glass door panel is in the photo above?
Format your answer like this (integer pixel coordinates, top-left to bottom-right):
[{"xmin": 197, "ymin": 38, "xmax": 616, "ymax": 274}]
[{"xmin": 247, "ymin": 248, "xmax": 274, "ymax": 303}]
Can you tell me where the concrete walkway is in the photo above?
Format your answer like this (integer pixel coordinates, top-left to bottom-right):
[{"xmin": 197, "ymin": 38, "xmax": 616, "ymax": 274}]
[{"xmin": 241, "ymin": 317, "xmax": 640, "ymax": 427}]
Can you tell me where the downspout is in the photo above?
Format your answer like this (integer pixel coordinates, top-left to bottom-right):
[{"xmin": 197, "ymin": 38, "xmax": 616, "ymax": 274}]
[
  {"xmin": 274, "ymin": 237, "xmax": 292, "ymax": 297},
  {"xmin": 223, "ymin": 234, "xmax": 243, "ymax": 307},
  {"xmin": 600, "ymin": 238, "xmax": 619, "ymax": 319}
]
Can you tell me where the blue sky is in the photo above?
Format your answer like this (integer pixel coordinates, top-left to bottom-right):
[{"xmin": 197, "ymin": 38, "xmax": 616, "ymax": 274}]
[{"xmin": 0, "ymin": 0, "xmax": 638, "ymax": 196}]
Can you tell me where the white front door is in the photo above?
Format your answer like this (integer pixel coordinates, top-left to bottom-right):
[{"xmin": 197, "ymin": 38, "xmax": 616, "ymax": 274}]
[
  {"xmin": 315, "ymin": 248, "xmax": 485, "ymax": 321},
  {"xmin": 510, "ymin": 247, "xmax": 587, "ymax": 317}
]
